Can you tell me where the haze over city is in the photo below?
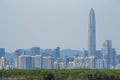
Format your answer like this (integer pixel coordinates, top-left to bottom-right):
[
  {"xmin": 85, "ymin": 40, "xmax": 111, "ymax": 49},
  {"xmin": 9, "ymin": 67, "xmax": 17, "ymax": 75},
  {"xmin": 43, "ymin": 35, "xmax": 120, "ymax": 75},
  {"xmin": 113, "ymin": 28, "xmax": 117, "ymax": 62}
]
[{"xmin": 0, "ymin": 0, "xmax": 120, "ymax": 52}]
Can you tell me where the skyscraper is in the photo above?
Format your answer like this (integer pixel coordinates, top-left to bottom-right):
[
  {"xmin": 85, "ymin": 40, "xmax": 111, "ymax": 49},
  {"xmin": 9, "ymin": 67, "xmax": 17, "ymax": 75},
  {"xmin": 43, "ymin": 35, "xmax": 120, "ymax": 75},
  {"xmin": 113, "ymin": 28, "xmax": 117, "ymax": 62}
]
[
  {"xmin": 88, "ymin": 8, "xmax": 96, "ymax": 57},
  {"xmin": 102, "ymin": 40, "xmax": 116, "ymax": 69}
]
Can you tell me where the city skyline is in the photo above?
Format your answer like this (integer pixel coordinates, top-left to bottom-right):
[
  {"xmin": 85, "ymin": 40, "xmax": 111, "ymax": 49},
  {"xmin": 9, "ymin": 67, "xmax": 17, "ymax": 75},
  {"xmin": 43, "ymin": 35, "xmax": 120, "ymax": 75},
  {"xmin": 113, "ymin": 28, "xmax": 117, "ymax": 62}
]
[{"xmin": 0, "ymin": 0, "xmax": 120, "ymax": 52}]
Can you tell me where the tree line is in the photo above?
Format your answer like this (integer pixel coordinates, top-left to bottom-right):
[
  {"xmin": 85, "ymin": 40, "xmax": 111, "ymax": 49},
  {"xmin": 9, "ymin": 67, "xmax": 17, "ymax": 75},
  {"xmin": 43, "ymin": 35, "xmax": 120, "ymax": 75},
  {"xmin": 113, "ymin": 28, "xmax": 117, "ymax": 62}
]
[{"xmin": 0, "ymin": 69, "xmax": 120, "ymax": 80}]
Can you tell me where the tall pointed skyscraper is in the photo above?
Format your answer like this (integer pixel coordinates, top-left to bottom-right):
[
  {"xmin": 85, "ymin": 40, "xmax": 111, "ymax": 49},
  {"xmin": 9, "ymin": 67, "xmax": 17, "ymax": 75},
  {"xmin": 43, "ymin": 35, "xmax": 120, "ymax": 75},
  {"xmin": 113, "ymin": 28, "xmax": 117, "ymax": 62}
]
[{"xmin": 88, "ymin": 8, "xmax": 96, "ymax": 57}]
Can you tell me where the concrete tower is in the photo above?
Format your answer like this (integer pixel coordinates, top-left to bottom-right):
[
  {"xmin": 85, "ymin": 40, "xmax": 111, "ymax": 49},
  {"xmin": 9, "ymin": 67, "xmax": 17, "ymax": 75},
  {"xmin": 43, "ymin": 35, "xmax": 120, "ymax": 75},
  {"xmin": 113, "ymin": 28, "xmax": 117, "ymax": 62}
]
[{"xmin": 88, "ymin": 8, "xmax": 96, "ymax": 57}]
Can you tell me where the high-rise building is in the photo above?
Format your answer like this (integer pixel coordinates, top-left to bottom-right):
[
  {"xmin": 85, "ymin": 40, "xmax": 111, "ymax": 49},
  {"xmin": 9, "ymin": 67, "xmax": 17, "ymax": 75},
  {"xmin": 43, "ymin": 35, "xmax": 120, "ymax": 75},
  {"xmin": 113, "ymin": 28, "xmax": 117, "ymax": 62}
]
[
  {"xmin": 95, "ymin": 50, "xmax": 102, "ymax": 59},
  {"xmin": 34, "ymin": 55, "xmax": 42, "ymax": 69},
  {"xmin": 31, "ymin": 47, "xmax": 40, "ymax": 56},
  {"xmin": 116, "ymin": 54, "xmax": 120, "ymax": 64},
  {"xmin": 111, "ymin": 48, "xmax": 117, "ymax": 68},
  {"xmin": 88, "ymin": 8, "xmax": 96, "ymax": 57},
  {"xmin": 0, "ymin": 48, "xmax": 5, "ymax": 57},
  {"xmin": 42, "ymin": 49, "xmax": 53, "ymax": 56},
  {"xmin": 42, "ymin": 56, "xmax": 53, "ymax": 69},
  {"xmin": 18, "ymin": 55, "xmax": 33, "ymax": 69},
  {"xmin": 102, "ymin": 40, "xmax": 112, "ymax": 69},
  {"xmin": 14, "ymin": 49, "xmax": 25, "ymax": 69},
  {"xmin": 24, "ymin": 49, "xmax": 32, "ymax": 55},
  {"xmin": 0, "ymin": 48, "xmax": 5, "ymax": 69},
  {"xmin": 53, "ymin": 47, "xmax": 60, "ymax": 58},
  {"xmin": 0, "ymin": 57, "xmax": 5, "ymax": 69},
  {"xmin": 89, "ymin": 56, "xmax": 95, "ymax": 69}
]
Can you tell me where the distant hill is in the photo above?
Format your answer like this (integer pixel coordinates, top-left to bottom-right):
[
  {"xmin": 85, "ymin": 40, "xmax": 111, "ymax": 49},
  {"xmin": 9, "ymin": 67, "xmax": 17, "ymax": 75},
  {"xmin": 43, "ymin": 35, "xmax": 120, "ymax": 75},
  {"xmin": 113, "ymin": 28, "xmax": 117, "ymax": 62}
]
[
  {"xmin": 60, "ymin": 49, "xmax": 83, "ymax": 57},
  {"xmin": 5, "ymin": 49, "xmax": 83, "ymax": 58}
]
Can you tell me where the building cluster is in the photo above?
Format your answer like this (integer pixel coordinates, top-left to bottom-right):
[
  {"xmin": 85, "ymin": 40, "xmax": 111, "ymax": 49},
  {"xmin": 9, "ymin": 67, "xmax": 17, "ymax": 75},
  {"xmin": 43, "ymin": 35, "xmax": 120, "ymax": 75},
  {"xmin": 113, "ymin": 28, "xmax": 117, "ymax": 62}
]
[
  {"xmin": 14, "ymin": 47, "xmax": 60, "ymax": 69},
  {"xmin": 0, "ymin": 8, "xmax": 120, "ymax": 70},
  {"xmin": 0, "ymin": 44, "xmax": 119, "ymax": 70},
  {"xmin": 1, "ymin": 44, "xmax": 120, "ymax": 70}
]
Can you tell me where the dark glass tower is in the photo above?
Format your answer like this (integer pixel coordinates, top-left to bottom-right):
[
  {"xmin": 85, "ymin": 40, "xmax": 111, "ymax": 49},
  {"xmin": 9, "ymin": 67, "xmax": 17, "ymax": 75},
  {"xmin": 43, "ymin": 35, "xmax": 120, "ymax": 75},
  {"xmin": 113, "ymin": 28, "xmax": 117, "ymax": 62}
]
[{"xmin": 88, "ymin": 8, "xmax": 96, "ymax": 57}]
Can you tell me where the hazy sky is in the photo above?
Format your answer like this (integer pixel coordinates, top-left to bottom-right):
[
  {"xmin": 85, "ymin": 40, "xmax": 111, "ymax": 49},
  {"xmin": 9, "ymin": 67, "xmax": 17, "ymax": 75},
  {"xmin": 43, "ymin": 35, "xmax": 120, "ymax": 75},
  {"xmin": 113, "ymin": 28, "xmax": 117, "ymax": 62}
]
[{"xmin": 0, "ymin": 0, "xmax": 120, "ymax": 52}]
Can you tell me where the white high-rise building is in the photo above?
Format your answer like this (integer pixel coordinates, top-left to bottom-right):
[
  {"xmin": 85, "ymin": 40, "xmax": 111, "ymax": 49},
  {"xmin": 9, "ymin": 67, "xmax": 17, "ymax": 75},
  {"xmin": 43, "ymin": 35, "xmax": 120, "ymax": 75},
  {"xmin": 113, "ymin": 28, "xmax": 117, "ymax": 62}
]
[
  {"xmin": 34, "ymin": 55, "xmax": 42, "ymax": 69},
  {"xmin": 0, "ymin": 57, "xmax": 5, "ymax": 69},
  {"xmin": 18, "ymin": 55, "xmax": 26, "ymax": 69},
  {"xmin": 18, "ymin": 55, "xmax": 33, "ymax": 69},
  {"xmin": 42, "ymin": 56, "xmax": 53, "ymax": 69},
  {"xmin": 102, "ymin": 40, "xmax": 112, "ymax": 69}
]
